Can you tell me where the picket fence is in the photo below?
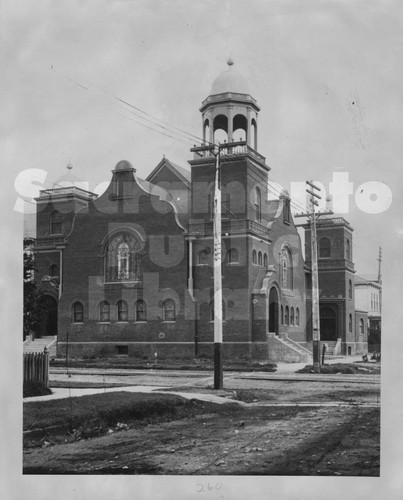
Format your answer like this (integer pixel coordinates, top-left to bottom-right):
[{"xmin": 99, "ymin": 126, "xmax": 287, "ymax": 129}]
[{"xmin": 23, "ymin": 348, "xmax": 49, "ymax": 387}]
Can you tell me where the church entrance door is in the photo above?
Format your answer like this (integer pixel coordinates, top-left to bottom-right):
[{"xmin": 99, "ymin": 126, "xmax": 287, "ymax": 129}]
[
  {"xmin": 320, "ymin": 306, "xmax": 337, "ymax": 341},
  {"xmin": 268, "ymin": 287, "xmax": 279, "ymax": 334},
  {"xmin": 39, "ymin": 295, "xmax": 58, "ymax": 338}
]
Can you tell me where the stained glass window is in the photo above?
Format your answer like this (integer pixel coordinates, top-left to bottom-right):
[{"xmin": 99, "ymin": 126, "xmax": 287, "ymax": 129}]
[{"xmin": 105, "ymin": 234, "xmax": 142, "ymax": 282}]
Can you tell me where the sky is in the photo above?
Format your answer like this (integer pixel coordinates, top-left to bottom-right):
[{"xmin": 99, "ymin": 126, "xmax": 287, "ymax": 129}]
[
  {"xmin": 2, "ymin": 0, "xmax": 402, "ymax": 278},
  {"xmin": 1, "ymin": 0, "xmax": 403, "ymax": 496}
]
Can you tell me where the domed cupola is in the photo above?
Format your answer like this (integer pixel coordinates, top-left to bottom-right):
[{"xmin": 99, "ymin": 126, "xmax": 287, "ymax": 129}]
[
  {"xmin": 210, "ymin": 59, "xmax": 250, "ymax": 95},
  {"xmin": 200, "ymin": 59, "xmax": 260, "ymax": 150}
]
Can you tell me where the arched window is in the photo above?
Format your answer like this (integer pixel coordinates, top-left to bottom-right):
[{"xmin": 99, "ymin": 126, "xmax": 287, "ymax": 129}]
[
  {"xmin": 117, "ymin": 300, "xmax": 128, "ymax": 322},
  {"xmin": 213, "ymin": 114, "xmax": 228, "ymax": 144},
  {"xmin": 163, "ymin": 299, "xmax": 176, "ymax": 321},
  {"xmin": 228, "ymin": 248, "xmax": 239, "ymax": 264},
  {"xmin": 282, "ymin": 247, "xmax": 293, "ymax": 289},
  {"xmin": 263, "ymin": 253, "xmax": 268, "ymax": 268},
  {"xmin": 319, "ymin": 238, "xmax": 331, "ymax": 258},
  {"xmin": 252, "ymin": 249, "xmax": 257, "ymax": 265},
  {"xmin": 232, "ymin": 114, "xmax": 247, "ymax": 142},
  {"xmin": 198, "ymin": 250, "xmax": 208, "ymax": 265},
  {"xmin": 346, "ymin": 239, "xmax": 351, "ymax": 260},
  {"xmin": 258, "ymin": 251, "xmax": 262, "ymax": 266},
  {"xmin": 210, "ymin": 299, "xmax": 225, "ymax": 322},
  {"xmin": 105, "ymin": 234, "xmax": 141, "ymax": 282},
  {"xmin": 254, "ymin": 187, "xmax": 262, "ymax": 222},
  {"xmin": 285, "ymin": 306, "xmax": 289, "ymax": 325},
  {"xmin": 349, "ymin": 280, "xmax": 353, "ymax": 299},
  {"xmin": 203, "ymin": 118, "xmax": 210, "ymax": 143},
  {"xmin": 50, "ymin": 212, "xmax": 62, "ymax": 235},
  {"xmin": 281, "ymin": 305, "xmax": 284, "ymax": 325},
  {"xmin": 72, "ymin": 302, "xmax": 83, "ymax": 323},
  {"xmin": 49, "ymin": 264, "xmax": 59, "ymax": 277},
  {"xmin": 283, "ymin": 198, "xmax": 291, "ymax": 223},
  {"xmin": 296, "ymin": 307, "xmax": 300, "ymax": 326},
  {"xmin": 135, "ymin": 300, "xmax": 146, "ymax": 321},
  {"xmin": 290, "ymin": 307, "xmax": 295, "ymax": 326},
  {"xmin": 99, "ymin": 301, "xmax": 110, "ymax": 323},
  {"xmin": 349, "ymin": 314, "xmax": 353, "ymax": 332},
  {"xmin": 359, "ymin": 318, "xmax": 364, "ymax": 334}
]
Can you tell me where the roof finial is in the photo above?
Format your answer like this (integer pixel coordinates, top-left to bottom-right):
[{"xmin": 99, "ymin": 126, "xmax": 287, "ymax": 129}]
[
  {"xmin": 66, "ymin": 162, "xmax": 73, "ymax": 171},
  {"xmin": 227, "ymin": 57, "xmax": 234, "ymax": 67}
]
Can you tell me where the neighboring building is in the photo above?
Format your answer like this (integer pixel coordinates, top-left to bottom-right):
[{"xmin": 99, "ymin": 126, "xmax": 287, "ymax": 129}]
[
  {"xmin": 303, "ymin": 217, "xmax": 368, "ymax": 355},
  {"xmin": 31, "ymin": 61, "xmax": 368, "ymax": 361},
  {"xmin": 355, "ymin": 275, "xmax": 382, "ymax": 352}
]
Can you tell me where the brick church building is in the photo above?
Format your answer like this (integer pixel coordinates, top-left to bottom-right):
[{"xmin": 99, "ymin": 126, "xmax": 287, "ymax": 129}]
[{"xmin": 32, "ymin": 61, "xmax": 368, "ymax": 361}]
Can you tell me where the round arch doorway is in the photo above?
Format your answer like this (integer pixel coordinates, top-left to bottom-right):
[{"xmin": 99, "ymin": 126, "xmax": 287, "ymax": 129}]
[
  {"xmin": 320, "ymin": 306, "xmax": 337, "ymax": 341},
  {"xmin": 268, "ymin": 287, "xmax": 279, "ymax": 335},
  {"xmin": 38, "ymin": 295, "xmax": 58, "ymax": 338}
]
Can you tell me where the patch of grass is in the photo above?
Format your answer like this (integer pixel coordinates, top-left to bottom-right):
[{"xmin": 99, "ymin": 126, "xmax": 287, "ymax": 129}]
[
  {"xmin": 50, "ymin": 357, "xmax": 277, "ymax": 372},
  {"xmin": 23, "ymin": 391, "xmax": 239, "ymax": 445},
  {"xmin": 23, "ymin": 382, "xmax": 52, "ymax": 398},
  {"xmin": 297, "ymin": 363, "xmax": 364, "ymax": 374}
]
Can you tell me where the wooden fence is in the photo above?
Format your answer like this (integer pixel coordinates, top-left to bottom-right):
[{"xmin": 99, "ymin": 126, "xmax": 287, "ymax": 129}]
[{"xmin": 23, "ymin": 348, "xmax": 49, "ymax": 387}]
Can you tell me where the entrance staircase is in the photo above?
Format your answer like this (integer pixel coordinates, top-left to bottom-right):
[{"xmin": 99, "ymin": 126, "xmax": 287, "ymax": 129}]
[
  {"xmin": 301, "ymin": 339, "xmax": 342, "ymax": 357},
  {"xmin": 267, "ymin": 333, "xmax": 313, "ymax": 363},
  {"xmin": 23, "ymin": 336, "xmax": 57, "ymax": 357}
]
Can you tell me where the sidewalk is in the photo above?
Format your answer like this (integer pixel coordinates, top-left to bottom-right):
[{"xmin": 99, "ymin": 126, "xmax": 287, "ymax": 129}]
[{"xmin": 25, "ymin": 354, "xmax": 378, "ymax": 404}]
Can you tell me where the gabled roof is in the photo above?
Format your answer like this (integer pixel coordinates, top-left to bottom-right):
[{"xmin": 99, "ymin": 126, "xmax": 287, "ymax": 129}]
[{"xmin": 146, "ymin": 157, "xmax": 191, "ymax": 188}]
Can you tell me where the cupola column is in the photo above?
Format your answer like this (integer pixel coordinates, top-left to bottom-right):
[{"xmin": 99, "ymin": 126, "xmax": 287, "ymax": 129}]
[
  {"xmin": 227, "ymin": 105, "xmax": 234, "ymax": 143},
  {"xmin": 246, "ymin": 108, "xmax": 252, "ymax": 147}
]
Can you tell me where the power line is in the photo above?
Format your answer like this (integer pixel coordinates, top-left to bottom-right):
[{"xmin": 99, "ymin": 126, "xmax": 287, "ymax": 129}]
[{"xmin": 50, "ymin": 65, "xmax": 214, "ymax": 147}]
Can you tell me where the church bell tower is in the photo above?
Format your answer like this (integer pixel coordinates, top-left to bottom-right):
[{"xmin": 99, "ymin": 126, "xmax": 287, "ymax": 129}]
[{"xmin": 188, "ymin": 60, "xmax": 274, "ymax": 357}]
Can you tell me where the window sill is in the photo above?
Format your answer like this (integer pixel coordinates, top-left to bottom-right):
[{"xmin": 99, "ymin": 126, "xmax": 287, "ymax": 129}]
[
  {"xmin": 98, "ymin": 322, "xmax": 110, "ymax": 325},
  {"xmin": 134, "ymin": 321, "xmax": 147, "ymax": 324},
  {"xmin": 162, "ymin": 321, "xmax": 176, "ymax": 324},
  {"xmin": 116, "ymin": 321, "xmax": 129, "ymax": 324}
]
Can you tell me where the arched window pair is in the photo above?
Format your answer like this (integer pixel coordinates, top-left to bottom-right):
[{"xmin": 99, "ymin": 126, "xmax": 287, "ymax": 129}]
[
  {"xmin": 98, "ymin": 300, "xmax": 147, "ymax": 323},
  {"xmin": 281, "ymin": 247, "xmax": 293, "ymax": 289},
  {"xmin": 281, "ymin": 306, "xmax": 300, "ymax": 326},
  {"xmin": 105, "ymin": 233, "xmax": 142, "ymax": 282},
  {"xmin": 252, "ymin": 250, "xmax": 268, "ymax": 267}
]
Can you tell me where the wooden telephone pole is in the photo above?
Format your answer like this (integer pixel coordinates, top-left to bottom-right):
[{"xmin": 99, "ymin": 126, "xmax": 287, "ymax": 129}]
[
  {"xmin": 190, "ymin": 142, "xmax": 224, "ymax": 389},
  {"xmin": 212, "ymin": 147, "xmax": 223, "ymax": 389},
  {"xmin": 295, "ymin": 181, "xmax": 333, "ymax": 372}
]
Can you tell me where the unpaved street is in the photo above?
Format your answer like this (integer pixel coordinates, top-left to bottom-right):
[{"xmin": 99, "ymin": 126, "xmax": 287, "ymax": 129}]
[
  {"xmin": 24, "ymin": 403, "xmax": 379, "ymax": 475},
  {"xmin": 24, "ymin": 367, "xmax": 380, "ymax": 475}
]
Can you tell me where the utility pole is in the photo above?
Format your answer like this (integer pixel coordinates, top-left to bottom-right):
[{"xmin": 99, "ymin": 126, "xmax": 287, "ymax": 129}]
[
  {"xmin": 190, "ymin": 141, "xmax": 226, "ymax": 389},
  {"xmin": 295, "ymin": 181, "xmax": 333, "ymax": 372},
  {"xmin": 377, "ymin": 246, "xmax": 382, "ymax": 285},
  {"xmin": 213, "ymin": 148, "xmax": 223, "ymax": 389}
]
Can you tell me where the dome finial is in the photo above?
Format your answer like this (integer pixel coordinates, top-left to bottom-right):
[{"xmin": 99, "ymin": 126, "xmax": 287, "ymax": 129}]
[
  {"xmin": 66, "ymin": 162, "xmax": 73, "ymax": 171},
  {"xmin": 227, "ymin": 57, "xmax": 234, "ymax": 67}
]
